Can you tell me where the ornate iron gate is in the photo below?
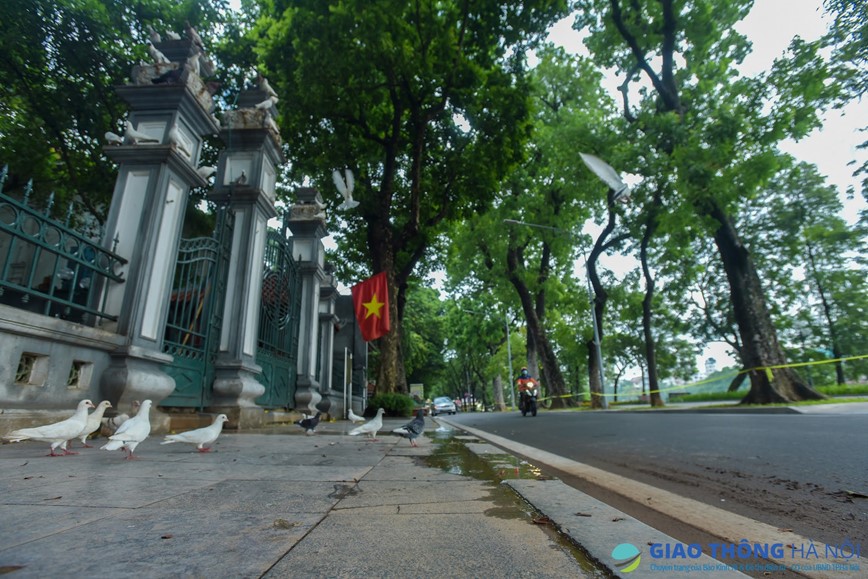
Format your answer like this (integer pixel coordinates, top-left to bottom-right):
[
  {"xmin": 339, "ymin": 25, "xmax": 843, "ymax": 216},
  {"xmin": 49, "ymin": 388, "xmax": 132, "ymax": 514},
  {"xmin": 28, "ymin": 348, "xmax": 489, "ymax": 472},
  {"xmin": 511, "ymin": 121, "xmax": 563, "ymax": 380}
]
[
  {"xmin": 256, "ymin": 214, "xmax": 301, "ymax": 408},
  {"xmin": 161, "ymin": 208, "xmax": 232, "ymax": 408}
]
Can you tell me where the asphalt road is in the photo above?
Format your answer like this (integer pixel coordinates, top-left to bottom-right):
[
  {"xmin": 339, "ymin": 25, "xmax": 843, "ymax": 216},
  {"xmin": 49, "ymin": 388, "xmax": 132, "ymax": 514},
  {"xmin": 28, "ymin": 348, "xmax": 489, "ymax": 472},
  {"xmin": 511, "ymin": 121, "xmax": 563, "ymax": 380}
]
[{"xmin": 447, "ymin": 409, "xmax": 868, "ymax": 551}]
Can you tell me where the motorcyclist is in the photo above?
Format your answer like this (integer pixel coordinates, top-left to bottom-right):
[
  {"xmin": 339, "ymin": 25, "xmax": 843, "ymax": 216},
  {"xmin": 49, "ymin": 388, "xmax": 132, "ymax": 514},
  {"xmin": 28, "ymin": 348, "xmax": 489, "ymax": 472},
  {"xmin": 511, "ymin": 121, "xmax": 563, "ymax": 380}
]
[{"xmin": 516, "ymin": 367, "xmax": 537, "ymax": 413}]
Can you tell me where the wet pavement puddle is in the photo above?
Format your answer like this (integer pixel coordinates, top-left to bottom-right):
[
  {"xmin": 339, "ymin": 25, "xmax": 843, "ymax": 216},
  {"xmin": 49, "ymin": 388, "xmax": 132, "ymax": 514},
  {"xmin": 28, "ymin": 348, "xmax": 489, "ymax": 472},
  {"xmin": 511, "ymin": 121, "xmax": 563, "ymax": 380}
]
[{"xmin": 425, "ymin": 425, "xmax": 611, "ymax": 577}]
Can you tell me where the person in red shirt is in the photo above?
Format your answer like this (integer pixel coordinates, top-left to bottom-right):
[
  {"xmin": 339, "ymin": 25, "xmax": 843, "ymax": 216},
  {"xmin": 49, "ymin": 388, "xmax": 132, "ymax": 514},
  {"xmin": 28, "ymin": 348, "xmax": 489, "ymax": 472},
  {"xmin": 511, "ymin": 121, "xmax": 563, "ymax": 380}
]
[{"xmin": 516, "ymin": 367, "xmax": 538, "ymax": 415}]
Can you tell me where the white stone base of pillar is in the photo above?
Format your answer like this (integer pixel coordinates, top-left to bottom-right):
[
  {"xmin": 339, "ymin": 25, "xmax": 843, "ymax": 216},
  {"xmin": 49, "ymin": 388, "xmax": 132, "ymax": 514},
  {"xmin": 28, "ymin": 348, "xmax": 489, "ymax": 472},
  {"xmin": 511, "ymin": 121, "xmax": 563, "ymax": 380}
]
[{"xmin": 100, "ymin": 347, "xmax": 176, "ymax": 434}]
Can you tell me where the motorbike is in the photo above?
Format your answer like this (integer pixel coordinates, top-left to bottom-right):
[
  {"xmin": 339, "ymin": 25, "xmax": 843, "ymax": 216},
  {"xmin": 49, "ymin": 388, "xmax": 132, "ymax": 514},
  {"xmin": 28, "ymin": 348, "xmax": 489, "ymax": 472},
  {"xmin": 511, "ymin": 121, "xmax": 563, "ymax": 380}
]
[{"xmin": 519, "ymin": 380, "xmax": 538, "ymax": 417}]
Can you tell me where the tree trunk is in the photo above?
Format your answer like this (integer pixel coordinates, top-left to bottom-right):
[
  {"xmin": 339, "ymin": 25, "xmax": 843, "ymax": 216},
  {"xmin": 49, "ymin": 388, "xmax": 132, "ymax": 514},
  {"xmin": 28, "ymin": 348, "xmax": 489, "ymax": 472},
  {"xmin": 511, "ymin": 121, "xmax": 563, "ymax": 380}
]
[
  {"xmin": 807, "ymin": 243, "xmax": 846, "ymax": 385},
  {"xmin": 506, "ymin": 247, "xmax": 571, "ymax": 407},
  {"xmin": 587, "ymin": 338, "xmax": 603, "ymax": 408},
  {"xmin": 369, "ymin": 224, "xmax": 407, "ymax": 394},
  {"xmin": 707, "ymin": 201, "xmax": 824, "ymax": 403},
  {"xmin": 526, "ymin": 333, "xmax": 540, "ymax": 381},
  {"xmin": 493, "ymin": 374, "xmax": 507, "ymax": 411},
  {"xmin": 640, "ymin": 190, "xmax": 665, "ymax": 407}
]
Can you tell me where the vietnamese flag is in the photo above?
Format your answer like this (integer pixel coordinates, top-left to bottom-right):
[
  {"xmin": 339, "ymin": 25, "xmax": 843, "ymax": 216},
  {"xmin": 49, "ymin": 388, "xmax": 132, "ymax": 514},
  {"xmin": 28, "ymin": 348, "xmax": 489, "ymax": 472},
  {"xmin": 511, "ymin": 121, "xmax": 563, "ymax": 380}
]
[{"xmin": 351, "ymin": 271, "xmax": 391, "ymax": 341}]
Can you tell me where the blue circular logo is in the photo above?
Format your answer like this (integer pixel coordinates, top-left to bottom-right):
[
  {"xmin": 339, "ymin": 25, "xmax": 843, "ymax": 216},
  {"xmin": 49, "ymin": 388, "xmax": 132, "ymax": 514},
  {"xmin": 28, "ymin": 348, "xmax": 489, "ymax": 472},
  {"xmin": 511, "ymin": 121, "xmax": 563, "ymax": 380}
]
[{"xmin": 612, "ymin": 543, "xmax": 642, "ymax": 573}]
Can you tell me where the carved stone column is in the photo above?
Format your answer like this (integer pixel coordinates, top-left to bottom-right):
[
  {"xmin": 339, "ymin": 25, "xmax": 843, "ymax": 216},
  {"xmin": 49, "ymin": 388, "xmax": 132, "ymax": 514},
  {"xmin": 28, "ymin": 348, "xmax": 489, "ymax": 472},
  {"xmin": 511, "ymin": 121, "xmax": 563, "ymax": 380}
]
[
  {"xmin": 205, "ymin": 87, "xmax": 284, "ymax": 427},
  {"xmin": 286, "ymin": 188, "xmax": 328, "ymax": 413},
  {"xmin": 99, "ymin": 38, "xmax": 217, "ymax": 430}
]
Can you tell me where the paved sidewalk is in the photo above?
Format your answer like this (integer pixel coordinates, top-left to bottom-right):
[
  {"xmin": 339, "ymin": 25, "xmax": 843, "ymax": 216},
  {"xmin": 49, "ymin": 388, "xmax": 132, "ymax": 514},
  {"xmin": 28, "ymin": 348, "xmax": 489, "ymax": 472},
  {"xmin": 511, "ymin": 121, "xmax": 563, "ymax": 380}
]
[{"xmin": 0, "ymin": 417, "xmax": 599, "ymax": 578}]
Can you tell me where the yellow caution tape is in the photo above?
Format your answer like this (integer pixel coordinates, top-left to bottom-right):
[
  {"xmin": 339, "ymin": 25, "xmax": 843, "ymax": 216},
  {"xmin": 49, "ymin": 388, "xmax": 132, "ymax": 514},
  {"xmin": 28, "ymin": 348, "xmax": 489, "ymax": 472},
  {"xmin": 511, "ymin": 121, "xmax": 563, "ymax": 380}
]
[{"xmin": 535, "ymin": 353, "xmax": 868, "ymax": 400}]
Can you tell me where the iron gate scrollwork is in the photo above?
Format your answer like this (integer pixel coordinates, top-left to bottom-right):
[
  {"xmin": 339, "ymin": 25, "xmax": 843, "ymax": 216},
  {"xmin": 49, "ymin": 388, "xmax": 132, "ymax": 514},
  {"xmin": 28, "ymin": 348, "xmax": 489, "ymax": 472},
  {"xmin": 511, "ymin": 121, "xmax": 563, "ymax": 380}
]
[
  {"xmin": 256, "ymin": 213, "xmax": 301, "ymax": 408},
  {"xmin": 161, "ymin": 208, "xmax": 233, "ymax": 408}
]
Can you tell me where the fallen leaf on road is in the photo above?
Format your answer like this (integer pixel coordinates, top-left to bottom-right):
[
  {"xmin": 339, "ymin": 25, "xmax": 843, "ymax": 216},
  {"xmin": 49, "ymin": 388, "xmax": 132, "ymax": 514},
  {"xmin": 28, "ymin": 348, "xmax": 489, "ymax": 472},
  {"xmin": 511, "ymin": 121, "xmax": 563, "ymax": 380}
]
[
  {"xmin": 161, "ymin": 534, "xmax": 173, "ymax": 539},
  {"xmin": 43, "ymin": 496, "xmax": 62, "ymax": 501},
  {"xmin": 574, "ymin": 512, "xmax": 592, "ymax": 517},
  {"xmin": 845, "ymin": 490, "xmax": 868, "ymax": 499},
  {"xmin": 532, "ymin": 516, "xmax": 552, "ymax": 525},
  {"xmin": 273, "ymin": 519, "xmax": 299, "ymax": 529},
  {"xmin": 611, "ymin": 517, "xmax": 625, "ymax": 522}
]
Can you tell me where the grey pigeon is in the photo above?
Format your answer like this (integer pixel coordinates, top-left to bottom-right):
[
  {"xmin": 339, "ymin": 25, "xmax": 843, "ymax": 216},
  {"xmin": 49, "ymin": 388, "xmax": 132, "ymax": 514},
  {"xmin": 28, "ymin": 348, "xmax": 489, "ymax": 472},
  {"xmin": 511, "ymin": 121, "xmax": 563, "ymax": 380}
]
[
  {"xmin": 164, "ymin": 30, "xmax": 181, "ymax": 41},
  {"xmin": 100, "ymin": 399, "xmax": 152, "ymax": 460},
  {"xmin": 392, "ymin": 410, "xmax": 425, "ymax": 447},
  {"xmin": 185, "ymin": 21, "xmax": 205, "ymax": 51},
  {"xmin": 161, "ymin": 414, "xmax": 228, "ymax": 452},
  {"xmin": 186, "ymin": 51, "xmax": 201, "ymax": 76},
  {"xmin": 348, "ymin": 408, "xmax": 385, "ymax": 440},
  {"xmin": 3, "ymin": 399, "xmax": 95, "ymax": 456},
  {"xmin": 295, "ymin": 412, "xmax": 321, "ymax": 436},
  {"xmin": 152, "ymin": 66, "xmax": 184, "ymax": 84},
  {"xmin": 101, "ymin": 400, "xmax": 140, "ymax": 436}
]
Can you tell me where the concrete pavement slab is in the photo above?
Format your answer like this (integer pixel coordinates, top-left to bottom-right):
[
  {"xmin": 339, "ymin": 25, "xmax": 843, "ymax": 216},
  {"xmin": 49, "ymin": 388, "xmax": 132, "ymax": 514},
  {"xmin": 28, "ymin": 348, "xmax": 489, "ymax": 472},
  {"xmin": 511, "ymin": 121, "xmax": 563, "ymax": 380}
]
[
  {"xmin": 0, "ymin": 420, "xmax": 601, "ymax": 578},
  {"xmin": 262, "ymin": 510, "xmax": 589, "ymax": 579},
  {"xmin": 0, "ymin": 508, "xmax": 326, "ymax": 579}
]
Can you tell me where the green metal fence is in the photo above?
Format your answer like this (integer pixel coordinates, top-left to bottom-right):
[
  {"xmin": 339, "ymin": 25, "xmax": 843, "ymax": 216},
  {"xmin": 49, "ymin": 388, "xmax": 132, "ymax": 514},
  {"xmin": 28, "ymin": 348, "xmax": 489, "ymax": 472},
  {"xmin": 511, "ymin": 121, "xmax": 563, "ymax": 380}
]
[
  {"xmin": 0, "ymin": 166, "xmax": 127, "ymax": 324},
  {"xmin": 161, "ymin": 207, "xmax": 233, "ymax": 408},
  {"xmin": 256, "ymin": 212, "xmax": 302, "ymax": 409}
]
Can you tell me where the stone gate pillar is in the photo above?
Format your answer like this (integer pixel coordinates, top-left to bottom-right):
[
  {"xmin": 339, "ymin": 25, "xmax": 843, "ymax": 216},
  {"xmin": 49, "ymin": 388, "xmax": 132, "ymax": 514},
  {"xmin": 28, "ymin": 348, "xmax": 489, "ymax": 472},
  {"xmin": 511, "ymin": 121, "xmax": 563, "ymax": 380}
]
[
  {"xmin": 205, "ymin": 85, "xmax": 284, "ymax": 427},
  {"xmin": 286, "ymin": 188, "xmax": 328, "ymax": 413},
  {"xmin": 317, "ymin": 263, "xmax": 340, "ymax": 414},
  {"xmin": 98, "ymin": 37, "xmax": 218, "ymax": 429}
]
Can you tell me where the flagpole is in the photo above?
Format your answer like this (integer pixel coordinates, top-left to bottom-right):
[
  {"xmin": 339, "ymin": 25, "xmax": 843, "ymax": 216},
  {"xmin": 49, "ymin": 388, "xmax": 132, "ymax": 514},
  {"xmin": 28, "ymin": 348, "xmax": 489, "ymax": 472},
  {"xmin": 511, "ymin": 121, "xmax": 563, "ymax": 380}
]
[{"xmin": 343, "ymin": 347, "xmax": 348, "ymax": 419}]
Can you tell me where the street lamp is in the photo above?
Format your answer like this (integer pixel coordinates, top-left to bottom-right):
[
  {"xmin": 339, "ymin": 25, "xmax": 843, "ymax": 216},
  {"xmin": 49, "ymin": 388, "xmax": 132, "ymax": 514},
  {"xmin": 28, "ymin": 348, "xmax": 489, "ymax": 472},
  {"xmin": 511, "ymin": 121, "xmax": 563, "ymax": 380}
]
[
  {"xmin": 462, "ymin": 308, "xmax": 515, "ymax": 409},
  {"xmin": 502, "ymin": 218, "xmax": 608, "ymax": 409}
]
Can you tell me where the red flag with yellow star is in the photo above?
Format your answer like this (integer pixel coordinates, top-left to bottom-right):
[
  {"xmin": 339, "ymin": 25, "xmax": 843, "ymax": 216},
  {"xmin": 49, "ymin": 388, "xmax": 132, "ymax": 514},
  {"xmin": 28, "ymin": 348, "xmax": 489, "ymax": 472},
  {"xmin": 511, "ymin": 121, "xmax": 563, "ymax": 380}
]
[{"xmin": 351, "ymin": 271, "xmax": 391, "ymax": 342}]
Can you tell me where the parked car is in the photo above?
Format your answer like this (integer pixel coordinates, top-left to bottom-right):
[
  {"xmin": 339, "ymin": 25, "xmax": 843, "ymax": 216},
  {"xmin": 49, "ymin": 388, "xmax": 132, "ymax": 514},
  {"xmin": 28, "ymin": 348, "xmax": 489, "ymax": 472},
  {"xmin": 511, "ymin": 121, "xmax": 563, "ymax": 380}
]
[{"xmin": 430, "ymin": 396, "xmax": 457, "ymax": 416}]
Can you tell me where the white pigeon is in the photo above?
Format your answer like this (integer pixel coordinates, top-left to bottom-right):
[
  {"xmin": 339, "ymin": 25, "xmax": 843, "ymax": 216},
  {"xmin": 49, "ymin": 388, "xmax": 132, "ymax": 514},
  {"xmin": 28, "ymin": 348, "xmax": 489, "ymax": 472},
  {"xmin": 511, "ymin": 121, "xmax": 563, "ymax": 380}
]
[
  {"xmin": 3, "ymin": 399, "xmax": 95, "ymax": 456},
  {"xmin": 68, "ymin": 400, "xmax": 112, "ymax": 449},
  {"xmin": 347, "ymin": 408, "xmax": 366, "ymax": 424},
  {"xmin": 613, "ymin": 186, "xmax": 631, "ymax": 204},
  {"xmin": 146, "ymin": 25, "xmax": 161, "ymax": 44},
  {"xmin": 100, "ymin": 399, "xmax": 152, "ymax": 460},
  {"xmin": 348, "ymin": 408, "xmax": 385, "ymax": 441},
  {"xmin": 392, "ymin": 409, "xmax": 425, "ymax": 447},
  {"xmin": 165, "ymin": 30, "xmax": 181, "ymax": 41},
  {"xmin": 124, "ymin": 121, "xmax": 159, "ymax": 145},
  {"xmin": 254, "ymin": 95, "xmax": 278, "ymax": 110},
  {"xmin": 101, "ymin": 399, "xmax": 140, "ymax": 436},
  {"xmin": 258, "ymin": 74, "xmax": 278, "ymax": 98},
  {"xmin": 147, "ymin": 41, "xmax": 170, "ymax": 64},
  {"xmin": 104, "ymin": 131, "xmax": 124, "ymax": 146},
  {"xmin": 168, "ymin": 123, "xmax": 191, "ymax": 156},
  {"xmin": 333, "ymin": 169, "xmax": 359, "ymax": 210},
  {"xmin": 161, "ymin": 414, "xmax": 228, "ymax": 452},
  {"xmin": 196, "ymin": 165, "xmax": 217, "ymax": 180}
]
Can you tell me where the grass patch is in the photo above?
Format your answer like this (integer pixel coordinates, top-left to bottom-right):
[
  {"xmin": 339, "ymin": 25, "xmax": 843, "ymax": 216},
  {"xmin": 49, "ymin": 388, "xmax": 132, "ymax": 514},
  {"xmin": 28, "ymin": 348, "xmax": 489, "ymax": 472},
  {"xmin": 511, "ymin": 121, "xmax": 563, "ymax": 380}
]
[
  {"xmin": 675, "ymin": 383, "xmax": 868, "ymax": 403},
  {"xmin": 816, "ymin": 384, "xmax": 868, "ymax": 396}
]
